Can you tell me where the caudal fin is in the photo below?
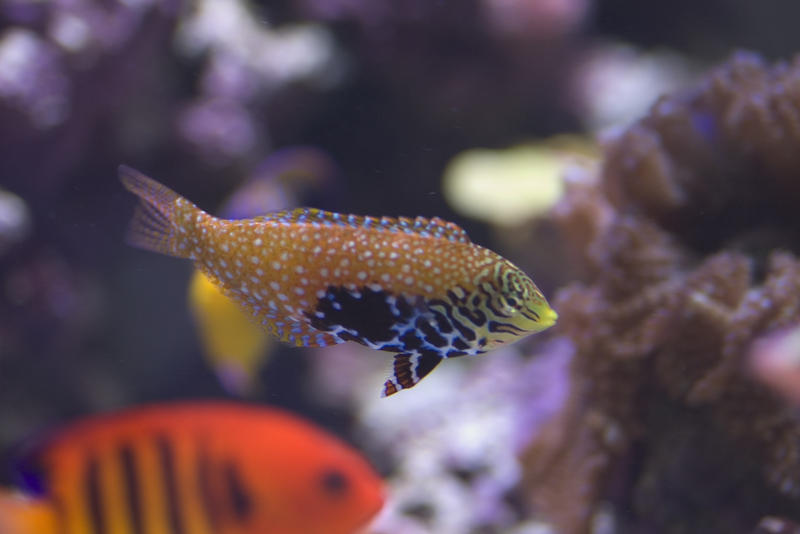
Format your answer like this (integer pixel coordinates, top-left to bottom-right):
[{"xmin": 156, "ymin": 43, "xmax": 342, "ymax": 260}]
[
  {"xmin": 0, "ymin": 490, "xmax": 56, "ymax": 534},
  {"xmin": 119, "ymin": 165, "xmax": 199, "ymax": 259}
]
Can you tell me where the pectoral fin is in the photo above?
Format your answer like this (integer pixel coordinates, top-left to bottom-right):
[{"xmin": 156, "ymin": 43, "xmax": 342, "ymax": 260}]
[{"xmin": 382, "ymin": 351, "xmax": 443, "ymax": 397}]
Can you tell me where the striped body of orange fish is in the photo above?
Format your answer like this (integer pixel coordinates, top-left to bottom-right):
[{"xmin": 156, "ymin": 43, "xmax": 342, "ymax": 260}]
[
  {"xmin": 120, "ymin": 166, "xmax": 558, "ymax": 396},
  {"xmin": 0, "ymin": 402, "xmax": 384, "ymax": 534}
]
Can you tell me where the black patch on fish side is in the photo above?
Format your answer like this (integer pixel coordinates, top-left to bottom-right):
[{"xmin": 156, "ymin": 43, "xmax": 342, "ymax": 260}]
[
  {"xmin": 85, "ymin": 453, "xmax": 106, "ymax": 534},
  {"xmin": 394, "ymin": 294, "xmax": 417, "ymax": 318},
  {"xmin": 320, "ymin": 469, "xmax": 350, "ymax": 497},
  {"xmin": 430, "ymin": 299, "xmax": 476, "ymax": 341},
  {"xmin": 307, "ymin": 286, "xmax": 413, "ymax": 344},
  {"xmin": 119, "ymin": 444, "xmax": 144, "ymax": 534},
  {"xmin": 335, "ymin": 330, "xmax": 361, "ymax": 343},
  {"xmin": 156, "ymin": 435, "xmax": 185, "ymax": 534},
  {"xmin": 431, "ymin": 309, "xmax": 454, "ymax": 334},
  {"xmin": 415, "ymin": 317, "xmax": 447, "ymax": 348},
  {"xmin": 446, "ymin": 350, "xmax": 468, "ymax": 358},
  {"xmin": 399, "ymin": 329, "xmax": 423, "ymax": 351},
  {"xmin": 224, "ymin": 462, "xmax": 252, "ymax": 522},
  {"xmin": 452, "ymin": 337, "xmax": 469, "ymax": 350}
]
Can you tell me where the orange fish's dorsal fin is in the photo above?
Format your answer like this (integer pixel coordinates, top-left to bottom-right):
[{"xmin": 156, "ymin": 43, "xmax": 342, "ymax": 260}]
[
  {"xmin": 257, "ymin": 208, "xmax": 472, "ymax": 243},
  {"xmin": 0, "ymin": 491, "xmax": 57, "ymax": 534}
]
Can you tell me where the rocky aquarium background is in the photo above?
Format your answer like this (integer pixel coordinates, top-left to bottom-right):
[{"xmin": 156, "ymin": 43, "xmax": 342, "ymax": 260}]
[{"xmin": 3, "ymin": 1, "xmax": 800, "ymax": 533}]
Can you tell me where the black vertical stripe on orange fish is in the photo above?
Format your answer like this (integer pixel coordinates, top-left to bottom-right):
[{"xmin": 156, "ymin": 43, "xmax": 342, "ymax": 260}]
[
  {"xmin": 224, "ymin": 462, "xmax": 252, "ymax": 522},
  {"xmin": 119, "ymin": 443, "xmax": 144, "ymax": 534},
  {"xmin": 156, "ymin": 435, "xmax": 184, "ymax": 534},
  {"xmin": 52, "ymin": 494, "xmax": 68, "ymax": 534},
  {"xmin": 196, "ymin": 439, "xmax": 223, "ymax": 531},
  {"xmin": 85, "ymin": 453, "xmax": 106, "ymax": 534}
]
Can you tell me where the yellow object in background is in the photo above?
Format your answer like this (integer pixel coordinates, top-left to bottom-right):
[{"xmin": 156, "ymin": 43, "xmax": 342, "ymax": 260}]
[
  {"xmin": 188, "ymin": 270, "xmax": 273, "ymax": 394},
  {"xmin": 443, "ymin": 135, "xmax": 598, "ymax": 227}
]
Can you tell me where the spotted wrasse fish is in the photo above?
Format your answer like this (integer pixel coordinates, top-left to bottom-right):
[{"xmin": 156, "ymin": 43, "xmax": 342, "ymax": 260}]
[
  {"xmin": 0, "ymin": 402, "xmax": 384, "ymax": 534},
  {"xmin": 119, "ymin": 165, "xmax": 558, "ymax": 396}
]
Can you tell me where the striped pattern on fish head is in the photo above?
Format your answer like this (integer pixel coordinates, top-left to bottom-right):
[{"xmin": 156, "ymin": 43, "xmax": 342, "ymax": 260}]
[{"xmin": 470, "ymin": 259, "xmax": 558, "ymax": 349}]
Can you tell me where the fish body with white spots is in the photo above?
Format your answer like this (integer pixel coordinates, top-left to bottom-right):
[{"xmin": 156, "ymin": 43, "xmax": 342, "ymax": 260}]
[{"xmin": 120, "ymin": 166, "xmax": 558, "ymax": 395}]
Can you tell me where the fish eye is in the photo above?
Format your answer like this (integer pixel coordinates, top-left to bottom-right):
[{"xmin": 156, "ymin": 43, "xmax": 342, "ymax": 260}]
[
  {"xmin": 319, "ymin": 468, "xmax": 350, "ymax": 497},
  {"xmin": 506, "ymin": 297, "xmax": 518, "ymax": 307}
]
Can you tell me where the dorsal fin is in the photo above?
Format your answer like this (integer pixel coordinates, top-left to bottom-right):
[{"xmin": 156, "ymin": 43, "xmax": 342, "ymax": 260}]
[{"xmin": 252, "ymin": 208, "xmax": 471, "ymax": 243}]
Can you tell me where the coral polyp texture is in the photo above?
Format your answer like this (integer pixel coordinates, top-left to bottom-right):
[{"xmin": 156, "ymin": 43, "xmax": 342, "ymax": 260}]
[{"xmin": 523, "ymin": 52, "xmax": 800, "ymax": 533}]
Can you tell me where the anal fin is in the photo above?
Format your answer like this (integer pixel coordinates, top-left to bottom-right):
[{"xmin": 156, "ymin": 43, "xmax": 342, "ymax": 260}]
[{"xmin": 382, "ymin": 351, "xmax": 443, "ymax": 396}]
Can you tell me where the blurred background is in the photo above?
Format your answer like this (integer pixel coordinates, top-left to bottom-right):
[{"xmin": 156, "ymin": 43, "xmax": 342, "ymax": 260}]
[{"xmin": 3, "ymin": 1, "xmax": 800, "ymax": 533}]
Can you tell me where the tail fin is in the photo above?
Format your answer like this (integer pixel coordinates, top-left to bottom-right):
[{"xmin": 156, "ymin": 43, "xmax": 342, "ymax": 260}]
[
  {"xmin": 0, "ymin": 490, "xmax": 57, "ymax": 534},
  {"xmin": 119, "ymin": 165, "xmax": 200, "ymax": 258}
]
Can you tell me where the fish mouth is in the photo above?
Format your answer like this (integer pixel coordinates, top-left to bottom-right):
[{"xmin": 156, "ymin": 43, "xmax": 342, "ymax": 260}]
[
  {"xmin": 523, "ymin": 305, "xmax": 557, "ymax": 328},
  {"xmin": 541, "ymin": 307, "xmax": 558, "ymax": 327},
  {"xmin": 522, "ymin": 306, "xmax": 558, "ymax": 328}
]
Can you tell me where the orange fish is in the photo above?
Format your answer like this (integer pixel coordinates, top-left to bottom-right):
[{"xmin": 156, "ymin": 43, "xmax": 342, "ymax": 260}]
[
  {"xmin": 0, "ymin": 402, "xmax": 384, "ymax": 534},
  {"xmin": 120, "ymin": 166, "xmax": 557, "ymax": 396}
]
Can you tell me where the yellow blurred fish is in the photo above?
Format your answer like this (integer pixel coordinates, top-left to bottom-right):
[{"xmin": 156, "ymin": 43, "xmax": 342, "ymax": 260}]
[
  {"xmin": 189, "ymin": 271, "xmax": 272, "ymax": 393},
  {"xmin": 187, "ymin": 147, "xmax": 338, "ymax": 394}
]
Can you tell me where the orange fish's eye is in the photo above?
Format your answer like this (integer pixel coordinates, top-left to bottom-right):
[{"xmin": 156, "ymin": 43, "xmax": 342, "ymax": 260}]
[{"xmin": 319, "ymin": 468, "xmax": 350, "ymax": 498}]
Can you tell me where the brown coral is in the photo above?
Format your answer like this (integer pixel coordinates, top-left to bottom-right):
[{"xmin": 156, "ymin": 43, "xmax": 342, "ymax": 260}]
[{"xmin": 523, "ymin": 52, "xmax": 800, "ymax": 533}]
